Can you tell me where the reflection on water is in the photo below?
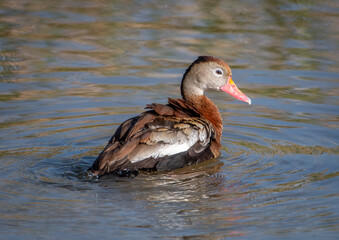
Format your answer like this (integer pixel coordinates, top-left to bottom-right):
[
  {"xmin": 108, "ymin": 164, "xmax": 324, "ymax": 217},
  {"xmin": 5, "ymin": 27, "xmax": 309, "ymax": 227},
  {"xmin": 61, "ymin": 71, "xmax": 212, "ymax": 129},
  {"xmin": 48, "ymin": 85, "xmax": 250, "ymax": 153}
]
[{"xmin": 0, "ymin": 0, "xmax": 338, "ymax": 239}]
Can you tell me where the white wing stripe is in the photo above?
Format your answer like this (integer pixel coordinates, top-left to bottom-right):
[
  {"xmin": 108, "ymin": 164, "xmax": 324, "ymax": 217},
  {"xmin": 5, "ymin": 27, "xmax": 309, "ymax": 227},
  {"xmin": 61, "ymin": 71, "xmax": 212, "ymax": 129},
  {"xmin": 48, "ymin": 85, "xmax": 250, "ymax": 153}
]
[{"xmin": 130, "ymin": 131, "xmax": 203, "ymax": 163}]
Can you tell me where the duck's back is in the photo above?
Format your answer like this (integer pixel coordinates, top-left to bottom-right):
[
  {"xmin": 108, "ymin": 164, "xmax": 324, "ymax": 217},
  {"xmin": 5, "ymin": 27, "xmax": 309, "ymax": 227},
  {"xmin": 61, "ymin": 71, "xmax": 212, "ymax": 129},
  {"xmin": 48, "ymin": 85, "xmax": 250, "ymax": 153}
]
[{"xmin": 88, "ymin": 98, "xmax": 220, "ymax": 177}]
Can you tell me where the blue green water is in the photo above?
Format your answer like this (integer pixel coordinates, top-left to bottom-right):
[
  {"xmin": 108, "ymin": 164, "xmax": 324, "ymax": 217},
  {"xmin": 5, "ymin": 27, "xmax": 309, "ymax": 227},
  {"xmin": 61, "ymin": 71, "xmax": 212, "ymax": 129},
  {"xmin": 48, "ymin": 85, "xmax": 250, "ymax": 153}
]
[{"xmin": 0, "ymin": 0, "xmax": 338, "ymax": 239}]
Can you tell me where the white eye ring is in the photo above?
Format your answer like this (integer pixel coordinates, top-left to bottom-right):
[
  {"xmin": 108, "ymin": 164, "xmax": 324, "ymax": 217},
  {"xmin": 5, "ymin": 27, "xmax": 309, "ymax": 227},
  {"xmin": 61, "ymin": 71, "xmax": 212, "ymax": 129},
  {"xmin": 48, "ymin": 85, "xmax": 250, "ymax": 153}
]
[{"xmin": 213, "ymin": 68, "xmax": 223, "ymax": 77}]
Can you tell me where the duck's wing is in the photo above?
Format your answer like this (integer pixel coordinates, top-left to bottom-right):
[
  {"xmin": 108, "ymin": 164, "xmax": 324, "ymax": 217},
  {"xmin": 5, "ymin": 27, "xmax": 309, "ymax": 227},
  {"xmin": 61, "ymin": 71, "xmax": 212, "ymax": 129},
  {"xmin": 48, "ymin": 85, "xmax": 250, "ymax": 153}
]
[{"xmin": 88, "ymin": 103, "xmax": 217, "ymax": 177}]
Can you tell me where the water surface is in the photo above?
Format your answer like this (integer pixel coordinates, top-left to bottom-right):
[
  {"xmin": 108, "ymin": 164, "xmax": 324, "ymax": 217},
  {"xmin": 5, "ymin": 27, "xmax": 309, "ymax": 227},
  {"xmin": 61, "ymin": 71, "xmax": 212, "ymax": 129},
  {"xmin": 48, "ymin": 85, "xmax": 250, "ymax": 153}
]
[{"xmin": 0, "ymin": 0, "xmax": 338, "ymax": 239}]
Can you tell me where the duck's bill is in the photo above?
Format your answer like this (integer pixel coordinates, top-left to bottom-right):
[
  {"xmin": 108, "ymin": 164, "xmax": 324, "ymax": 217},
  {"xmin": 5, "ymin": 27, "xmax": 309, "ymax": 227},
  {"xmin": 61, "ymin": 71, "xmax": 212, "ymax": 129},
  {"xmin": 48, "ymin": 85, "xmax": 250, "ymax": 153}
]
[{"xmin": 221, "ymin": 77, "xmax": 251, "ymax": 105}]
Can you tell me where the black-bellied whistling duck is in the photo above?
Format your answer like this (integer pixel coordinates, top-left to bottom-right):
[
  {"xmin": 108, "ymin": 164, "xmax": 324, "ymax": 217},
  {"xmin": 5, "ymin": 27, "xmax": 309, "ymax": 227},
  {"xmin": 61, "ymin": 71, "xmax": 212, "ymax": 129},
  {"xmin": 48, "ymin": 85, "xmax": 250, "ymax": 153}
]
[{"xmin": 88, "ymin": 56, "xmax": 251, "ymax": 177}]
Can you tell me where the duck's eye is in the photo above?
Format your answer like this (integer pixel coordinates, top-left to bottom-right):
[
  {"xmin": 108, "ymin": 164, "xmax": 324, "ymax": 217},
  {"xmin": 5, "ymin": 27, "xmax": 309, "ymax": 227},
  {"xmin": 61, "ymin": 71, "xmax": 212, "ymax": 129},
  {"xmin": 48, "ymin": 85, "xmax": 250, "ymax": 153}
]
[{"xmin": 214, "ymin": 69, "xmax": 223, "ymax": 77}]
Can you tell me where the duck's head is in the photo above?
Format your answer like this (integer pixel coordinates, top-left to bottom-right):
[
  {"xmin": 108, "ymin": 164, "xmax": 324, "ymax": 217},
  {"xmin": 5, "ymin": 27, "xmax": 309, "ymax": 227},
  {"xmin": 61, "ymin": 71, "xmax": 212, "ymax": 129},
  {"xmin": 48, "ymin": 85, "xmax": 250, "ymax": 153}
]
[{"xmin": 181, "ymin": 56, "xmax": 251, "ymax": 105}]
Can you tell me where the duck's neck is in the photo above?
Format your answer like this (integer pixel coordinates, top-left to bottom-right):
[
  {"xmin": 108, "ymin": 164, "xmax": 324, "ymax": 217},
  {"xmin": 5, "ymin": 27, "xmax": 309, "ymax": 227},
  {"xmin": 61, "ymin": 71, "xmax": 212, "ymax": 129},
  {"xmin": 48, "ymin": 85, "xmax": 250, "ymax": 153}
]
[{"xmin": 184, "ymin": 94, "xmax": 223, "ymax": 139}]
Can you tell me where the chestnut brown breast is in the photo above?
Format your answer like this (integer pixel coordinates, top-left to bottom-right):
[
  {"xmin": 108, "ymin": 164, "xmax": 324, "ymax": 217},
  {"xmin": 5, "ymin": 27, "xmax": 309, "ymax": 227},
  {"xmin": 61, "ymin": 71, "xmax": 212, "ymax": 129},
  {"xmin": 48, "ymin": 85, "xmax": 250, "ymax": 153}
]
[{"xmin": 88, "ymin": 97, "xmax": 221, "ymax": 177}]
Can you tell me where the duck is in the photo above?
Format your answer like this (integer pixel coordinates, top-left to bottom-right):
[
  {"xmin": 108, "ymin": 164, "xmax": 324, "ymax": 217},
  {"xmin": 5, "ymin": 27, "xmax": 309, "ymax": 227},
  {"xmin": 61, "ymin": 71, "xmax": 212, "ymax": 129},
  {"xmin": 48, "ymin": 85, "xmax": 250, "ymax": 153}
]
[{"xmin": 88, "ymin": 56, "xmax": 251, "ymax": 178}]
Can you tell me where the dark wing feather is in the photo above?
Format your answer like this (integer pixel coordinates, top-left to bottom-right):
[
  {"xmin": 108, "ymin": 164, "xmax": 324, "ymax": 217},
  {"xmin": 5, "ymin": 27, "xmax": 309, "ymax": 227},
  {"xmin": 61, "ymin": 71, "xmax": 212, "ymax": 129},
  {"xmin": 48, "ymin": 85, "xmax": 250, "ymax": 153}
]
[{"xmin": 88, "ymin": 100, "xmax": 218, "ymax": 177}]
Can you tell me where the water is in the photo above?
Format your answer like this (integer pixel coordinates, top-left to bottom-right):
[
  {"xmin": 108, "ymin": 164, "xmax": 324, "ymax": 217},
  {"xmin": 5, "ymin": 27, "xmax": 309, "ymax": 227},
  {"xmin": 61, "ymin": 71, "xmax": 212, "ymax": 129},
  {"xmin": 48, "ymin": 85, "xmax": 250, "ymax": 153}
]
[{"xmin": 0, "ymin": 0, "xmax": 338, "ymax": 239}]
